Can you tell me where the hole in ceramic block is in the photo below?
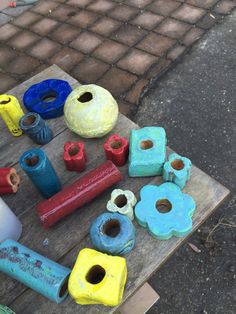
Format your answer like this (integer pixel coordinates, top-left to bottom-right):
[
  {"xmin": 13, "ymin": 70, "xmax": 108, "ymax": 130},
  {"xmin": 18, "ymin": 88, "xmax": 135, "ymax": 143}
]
[
  {"xmin": 156, "ymin": 199, "xmax": 172, "ymax": 213},
  {"xmin": 86, "ymin": 265, "xmax": 106, "ymax": 284},
  {"xmin": 171, "ymin": 159, "xmax": 184, "ymax": 170},
  {"xmin": 59, "ymin": 276, "xmax": 69, "ymax": 298},
  {"xmin": 78, "ymin": 92, "xmax": 93, "ymax": 103},
  {"xmin": 114, "ymin": 194, "xmax": 127, "ymax": 208},
  {"xmin": 69, "ymin": 145, "xmax": 80, "ymax": 156},
  {"xmin": 110, "ymin": 140, "xmax": 122, "ymax": 149},
  {"xmin": 23, "ymin": 114, "xmax": 36, "ymax": 126},
  {"xmin": 0, "ymin": 97, "xmax": 11, "ymax": 104},
  {"xmin": 25, "ymin": 155, "xmax": 39, "ymax": 167},
  {"xmin": 41, "ymin": 91, "xmax": 57, "ymax": 103},
  {"xmin": 140, "ymin": 140, "xmax": 153, "ymax": 150},
  {"xmin": 103, "ymin": 219, "xmax": 121, "ymax": 237},
  {"xmin": 10, "ymin": 173, "xmax": 18, "ymax": 185}
]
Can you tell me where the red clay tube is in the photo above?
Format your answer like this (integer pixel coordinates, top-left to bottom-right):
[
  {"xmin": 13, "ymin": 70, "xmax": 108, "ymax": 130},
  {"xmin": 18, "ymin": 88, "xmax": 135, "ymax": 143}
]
[
  {"xmin": 104, "ymin": 134, "xmax": 129, "ymax": 167},
  {"xmin": 63, "ymin": 142, "xmax": 86, "ymax": 172},
  {"xmin": 0, "ymin": 168, "xmax": 20, "ymax": 195},
  {"xmin": 37, "ymin": 161, "xmax": 123, "ymax": 228}
]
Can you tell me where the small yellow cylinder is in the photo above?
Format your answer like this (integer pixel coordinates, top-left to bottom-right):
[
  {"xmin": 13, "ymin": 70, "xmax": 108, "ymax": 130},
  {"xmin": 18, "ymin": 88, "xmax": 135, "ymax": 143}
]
[{"xmin": 0, "ymin": 95, "xmax": 24, "ymax": 136}]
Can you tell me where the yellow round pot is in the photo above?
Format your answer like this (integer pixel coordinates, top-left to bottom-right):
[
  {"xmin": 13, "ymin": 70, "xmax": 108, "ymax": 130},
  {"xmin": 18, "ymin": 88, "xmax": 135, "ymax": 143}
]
[{"xmin": 64, "ymin": 84, "xmax": 118, "ymax": 138}]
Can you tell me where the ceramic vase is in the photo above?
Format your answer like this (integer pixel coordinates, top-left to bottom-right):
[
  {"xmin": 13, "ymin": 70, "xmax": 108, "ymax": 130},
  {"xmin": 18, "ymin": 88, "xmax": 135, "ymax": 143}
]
[
  {"xmin": 0, "ymin": 94, "xmax": 24, "ymax": 136},
  {"xmin": 23, "ymin": 79, "xmax": 72, "ymax": 119},
  {"xmin": 37, "ymin": 161, "xmax": 123, "ymax": 228},
  {"xmin": 0, "ymin": 239, "xmax": 71, "ymax": 303},
  {"xmin": 107, "ymin": 189, "xmax": 137, "ymax": 220},
  {"xmin": 0, "ymin": 198, "xmax": 22, "ymax": 243},
  {"xmin": 90, "ymin": 212, "xmax": 135, "ymax": 255},
  {"xmin": 104, "ymin": 134, "xmax": 129, "ymax": 166},
  {"xmin": 68, "ymin": 248, "xmax": 127, "ymax": 306},
  {"xmin": 64, "ymin": 84, "xmax": 118, "ymax": 138},
  {"xmin": 63, "ymin": 142, "xmax": 86, "ymax": 172},
  {"xmin": 19, "ymin": 148, "xmax": 61, "ymax": 198},
  {"xmin": 134, "ymin": 182, "xmax": 196, "ymax": 240},
  {"xmin": 129, "ymin": 126, "xmax": 167, "ymax": 177},
  {"xmin": 0, "ymin": 167, "xmax": 20, "ymax": 195},
  {"xmin": 19, "ymin": 112, "xmax": 53, "ymax": 145},
  {"xmin": 163, "ymin": 153, "xmax": 192, "ymax": 189}
]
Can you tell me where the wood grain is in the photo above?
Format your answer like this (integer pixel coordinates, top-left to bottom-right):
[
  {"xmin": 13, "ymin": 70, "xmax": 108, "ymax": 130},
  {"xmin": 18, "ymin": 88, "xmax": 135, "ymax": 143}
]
[{"xmin": 0, "ymin": 66, "xmax": 230, "ymax": 313}]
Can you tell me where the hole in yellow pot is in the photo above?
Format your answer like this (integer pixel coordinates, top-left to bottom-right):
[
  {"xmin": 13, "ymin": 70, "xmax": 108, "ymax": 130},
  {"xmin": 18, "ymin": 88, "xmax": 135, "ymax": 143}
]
[
  {"xmin": 78, "ymin": 92, "xmax": 93, "ymax": 103},
  {"xmin": 86, "ymin": 265, "xmax": 106, "ymax": 284}
]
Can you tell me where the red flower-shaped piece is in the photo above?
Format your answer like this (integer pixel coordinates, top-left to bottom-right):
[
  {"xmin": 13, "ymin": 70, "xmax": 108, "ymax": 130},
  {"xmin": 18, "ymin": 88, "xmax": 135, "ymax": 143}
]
[
  {"xmin": 104, "ymin": 134, "xmax": 129, "ymax": 167},
  {"xmin": 63, "ymin": 142, "xmax": 86, "ymax": 172}
]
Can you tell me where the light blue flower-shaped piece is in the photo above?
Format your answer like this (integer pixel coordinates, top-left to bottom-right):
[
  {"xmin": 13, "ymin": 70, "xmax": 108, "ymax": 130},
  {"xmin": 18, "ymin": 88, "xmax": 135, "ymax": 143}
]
[
  {"xmin": 163, "ymin": 153, "xmax": 192, "ymax": 189},
  {"xmin": 134, "ymin": 182, "xmax": 196, "ymax": 240}
]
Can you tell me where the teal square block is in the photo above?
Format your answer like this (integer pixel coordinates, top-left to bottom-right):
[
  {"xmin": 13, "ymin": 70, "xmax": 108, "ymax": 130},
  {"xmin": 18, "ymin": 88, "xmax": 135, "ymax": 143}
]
[{"xmin": 128, "ymin": 127, "xmax": 167, "ymax": 177}]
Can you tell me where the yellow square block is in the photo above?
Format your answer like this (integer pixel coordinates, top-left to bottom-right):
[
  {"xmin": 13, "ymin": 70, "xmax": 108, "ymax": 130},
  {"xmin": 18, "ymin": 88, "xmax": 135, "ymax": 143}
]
[{"xmin": 68, "ymin": 248, "xmax": 127, "ymax": 306}]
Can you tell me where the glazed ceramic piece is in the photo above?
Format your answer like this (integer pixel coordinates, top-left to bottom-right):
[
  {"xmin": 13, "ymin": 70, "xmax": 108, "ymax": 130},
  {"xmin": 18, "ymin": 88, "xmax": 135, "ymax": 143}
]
[
  {"xmin": 129, "ymin": 126, "xmax": 167, "ymax": 177},
  {"xmin": 0, "ymin": 198, "xmax": 22, "ymax": 243},
  {"xmin": 163, "ymin": 153, "xmax": 192, "ymax": 189},
  {"xmin": 37, "ymin": 161, "xmax": 123, "ymax": 228},
  {"xmin": 19, "ymin": 148, "xmax": 61, "ymax": 199},
  {"xmin": 0, "ymin": 94, "xmax": 24, "ymax": 136},
  {"xmin": 107, "ymin": 189, "xmax": 137, "ymax": 220},
  {"xmin": 135, "ymin": 182, "xmax": 196, "ymax": 240},
  {"xmin": 0, "ymin": 239, "xmax": 71, "ymax": 303},
  {"xmin": 90, "ymin": 212, "xmax": 135, "ymax": 255},
  {"xmin": 104, "ymin": 134, "xmax": 129, "ymax": 167},
  {"xmin": 0, "ymin": 304, "xmax": 15, "ymax": 314},
  {"xmin": 19, "ymin": 112, "xmax": 53, "ymax": 145},
  {"xmin": 68, "ymin": 248, "xmax": 127, "ymax": 306},
  {"xmin": 23, "ymin": 79, "xmax": 72, "ymax": 119},
  {"xmin": 63, "ymin": 142, "xmax": 86, "ymax": 172},
  {"xmin": 0, "ymin": 168, "xmax": 20, "ymax": 195},
  {"xmin": 64, "ymin": 84, "xmax": 118, "ymax": 138}
]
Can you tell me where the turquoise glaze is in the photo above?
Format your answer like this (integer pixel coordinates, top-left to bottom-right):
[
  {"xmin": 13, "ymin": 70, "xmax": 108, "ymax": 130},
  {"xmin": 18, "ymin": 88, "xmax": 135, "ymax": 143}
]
[
  {"xmin": 135, "ymin": 183, "xmax": 196, "ymax": 240},
  {"xmin": 129, "ymin": 127, "xmax": 166, "ymax": 177},
  {"xmin": 0, "ymin": 239, "xmax": 71, "ymax": 303},
  {"xmin": 163, "ymin": 153, "xmax": 192, "ymax": 189},
  {"xmin": 19, "ymin": 148, "xmax": 61, "ymax": 198},
  {"xmin": 90, "ymin": 212, "xmax": 135, "ymax": 255}
]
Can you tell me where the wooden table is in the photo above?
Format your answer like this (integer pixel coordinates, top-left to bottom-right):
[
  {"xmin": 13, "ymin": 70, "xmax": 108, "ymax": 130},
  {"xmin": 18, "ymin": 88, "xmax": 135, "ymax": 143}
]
[{"xmin": 0, "ymin": 65, "xmax": 230, "ymax": 314}]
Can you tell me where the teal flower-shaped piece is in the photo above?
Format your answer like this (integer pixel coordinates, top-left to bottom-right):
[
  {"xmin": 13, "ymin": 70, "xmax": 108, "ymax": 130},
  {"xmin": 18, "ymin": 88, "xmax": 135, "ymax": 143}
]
[
  {"xmin": 134, "ymin": 182, "xmax": 196, "ymax": 240},
  {"xmin": 163, "ymin": 153, "xmax": 192, "ymax": 189}
]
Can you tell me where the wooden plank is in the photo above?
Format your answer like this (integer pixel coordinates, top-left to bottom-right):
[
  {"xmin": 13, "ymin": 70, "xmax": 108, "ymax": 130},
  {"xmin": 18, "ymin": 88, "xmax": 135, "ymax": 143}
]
[
  {"xmin": 0, "ymin": 66, "xmax": 230, "ymax": 313},
  {"xmin": 116, "ymin": 283, "xmax": 160, "ymax": 314}
]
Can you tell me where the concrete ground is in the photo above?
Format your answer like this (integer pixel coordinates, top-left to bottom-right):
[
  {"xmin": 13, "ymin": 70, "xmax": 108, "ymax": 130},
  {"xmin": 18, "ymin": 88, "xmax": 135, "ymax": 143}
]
[
  {"xmin": 0, "ymin": 0, "xmax": 236, "ymax": 117},
  {"xmin": 135, "ymin": 11, "xmax": 236, "ymax": 314}
]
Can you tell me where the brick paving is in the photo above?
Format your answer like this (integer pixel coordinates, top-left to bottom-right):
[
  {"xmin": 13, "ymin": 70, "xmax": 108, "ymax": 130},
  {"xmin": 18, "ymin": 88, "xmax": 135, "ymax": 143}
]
[{"xmin": 0, "ymin": 0, "xmax": 235, "ymax": 116}]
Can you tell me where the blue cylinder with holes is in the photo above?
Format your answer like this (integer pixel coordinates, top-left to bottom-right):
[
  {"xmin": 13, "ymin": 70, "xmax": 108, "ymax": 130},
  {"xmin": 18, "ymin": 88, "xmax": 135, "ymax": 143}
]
[
  {"xmin": 90, "ymin": 212, "xmax": 135, "ymax": 255},
  {"xmin": 0, "ymin": 239, "xmax": 71, "ymax": 303},
  {"xmin": 23, "ymin": 79, "xmax": 72, "ymax": 119},
  {"xmin": 19, "ymin": 112, "xmax": 53, "ymax": 145},
  {"xmin": 19, "ymin": 148, "xmax": 61, "ymax": 198}
]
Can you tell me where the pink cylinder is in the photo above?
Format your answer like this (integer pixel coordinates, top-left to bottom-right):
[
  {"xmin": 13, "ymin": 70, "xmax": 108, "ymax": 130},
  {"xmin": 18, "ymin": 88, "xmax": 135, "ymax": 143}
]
[{"xmin": 37, "ymin": 161, "xmax": 123, "ymax": 228}]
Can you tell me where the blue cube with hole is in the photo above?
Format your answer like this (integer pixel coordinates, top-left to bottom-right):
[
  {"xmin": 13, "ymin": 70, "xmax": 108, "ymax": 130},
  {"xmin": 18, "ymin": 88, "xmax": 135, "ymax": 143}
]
[{"xmin": 128, "ymin": 126, "xmax": 167, "ymax": 177}]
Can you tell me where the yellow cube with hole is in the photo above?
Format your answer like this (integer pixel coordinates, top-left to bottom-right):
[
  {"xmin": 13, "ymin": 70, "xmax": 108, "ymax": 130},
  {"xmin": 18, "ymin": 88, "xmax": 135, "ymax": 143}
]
[{"xmin": 68, "ymin": 248, "xmax": 127, "ymax": 306}]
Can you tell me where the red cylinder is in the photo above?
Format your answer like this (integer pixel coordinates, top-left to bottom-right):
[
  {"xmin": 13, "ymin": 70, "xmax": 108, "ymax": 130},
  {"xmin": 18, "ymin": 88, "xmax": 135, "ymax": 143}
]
[
  {"xmin": 103, "ymin": 134, "xmax": 129, "ymax": 167},
  {"xmin": 63, "ymin": 142, "xmax": 86, "ymax": 172},
  {"xmin": 0, "ymin": 168, "xmax": 20, "ymax": 195},
  {"xmin": 37, "ymin": 161, "xmax": 123, "ymax": 228}
]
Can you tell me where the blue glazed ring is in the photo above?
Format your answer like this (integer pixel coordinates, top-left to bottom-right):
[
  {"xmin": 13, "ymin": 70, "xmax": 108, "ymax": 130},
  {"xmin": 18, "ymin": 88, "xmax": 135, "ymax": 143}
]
[
  {"xmin": 90, "ymin": 212, "xmax": 135, "ymax": 255},
  {"xmin": 23, "ymin": 79, "xmax": 72, "ymax": 119}
]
